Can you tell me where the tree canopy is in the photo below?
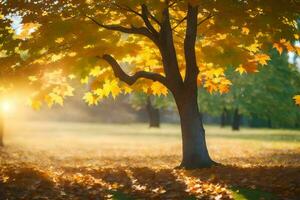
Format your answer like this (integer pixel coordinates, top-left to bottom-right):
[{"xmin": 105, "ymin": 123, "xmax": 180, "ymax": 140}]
[{"xmin": 0, "ymin": 0, "xmax": 299, "ymax": 108}]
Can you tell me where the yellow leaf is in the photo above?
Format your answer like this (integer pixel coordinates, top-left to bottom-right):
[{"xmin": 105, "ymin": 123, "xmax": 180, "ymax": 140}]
[
  {"xmin": 241, "ymin": 27, "xmax": 250, "ymax": 35},
  {"xmin": 204, "ymin": 80, "xmax": 218, "ymax": 94},
  {"xmin": 142, "ymin": 86, "xmax": 150, "ymax": 93},
  {"xmin": 283, "ymin": 41, "xmax": 294, "ymax": 52},
  {"xmin": 295, "ymin": 46, "xmax": 300, "ymax": 55},
  {"xmin": 16, "ymin": 22, "xmax": 40, "ymax": 39},
  {"xmin": 93, "ymin": 88, "xmax": 104, "ymax": 99},
  {"xmin": 80, "ymin": 76, "xmax": 89, "ymax": 84},
  {"xmin": 44, "ymin": 95, "xmax": 54, "ymax": 108},
  {"xmin": 123, "ymin": 85, "xmax": 133, "ymax": 94},
  {"xmin": 235, "ymin": 65, "xmax": 247, "ymax": 74},
  {"xmin": 293, "ymin": 95, "xmax": 300, "ymax": 106},
  {"xmin": 68, "ymin": 52, "xmax": 77, "ymax": 57},
  {"xmin": 55, "ymin": 37, "xmax": 64, "ymax": 43},
  {"xmin": 151, "ymin": 82, "xmax": 168, "ymax": 96},
  {"xmin": 252, "ymin": 53, "xmax": 270, "ymax": 66},
  {"xmin": 102, "ymin": 80, "xmax": 121, "ymax": 98},
  {"xmin": 85, "ymin": 0, "xmax": 94, "ymax": 4},
  {"xmin": 28, "ymin": 99, "xmax": 42, "ymax": 111},
  {"xmin": 219, "ymin": 84, "xmax": 230, "ymax": 94},
  {"xmin": 49, "ymin": 93, "xmax": 64, "ymax": 106},
  {"xmin": 273, "ymin": 43, "xmax": 283, "ymax": 55},
  {"xmin": 83, "ymin": 92, "xmax": 99, "ymax": 106},
  {"xmin": 89, "ymin": 66, "xmax": 102, "ymax": 77},
  {"xmin": 245, "ymin": 42, "xmax": 261, "ymax": 53},
  {"xmin": 62, "ymin": 85, "xmax": 74, "ymax": 97},
  {"xmin": 213, "ymin": 68, "xmax": 224, "ymax": 77}
]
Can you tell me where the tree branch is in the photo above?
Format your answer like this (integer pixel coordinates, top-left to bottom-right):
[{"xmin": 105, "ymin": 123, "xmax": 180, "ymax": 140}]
[
  {"xmin": 85, "ymin": 15, "xmax": 158, "ymax": 44},
  {"xmin": 172, "ymin": 15, "xmax": 187, "ymax": 30},
  {"xmin": 111, "ymin": 3, "xmax": 161, "ymax": 27},
  {"xmin": 102, "ymin": 54, "xmax": 167, "ymax": 86},
  {"xmin": 141, "ymin": 4, "xmax": 159, "ymax": 35},
  {"xmin": 184, "ymin": 4, "xmax": 199, "ymax": 84},
  {"xmin": 168, "ymin": 1, "xmax": 178, "ymax": 8},
  {"xmin": 141, "ymin": 4, "xmax": 161, "ymax": 27},
  {"xmin": 157, "ymin": 0, "xmax": 184, "ymax": 88},
  {"xmin": 111, "ymin": 3, "xmax": 142, "ymax": 17},
  {"xmin": 197, "ymin": 13, "xmax": 214, "ymax": 26}
]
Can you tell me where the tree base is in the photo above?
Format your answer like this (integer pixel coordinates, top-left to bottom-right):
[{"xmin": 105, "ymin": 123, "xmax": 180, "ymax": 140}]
[
  {"xmin": 149, "ymin": 124, "xmax": 160, "ymax": 128},
  {"xmin": 176, "ymin": 159, "xmax": 221, "ymax": 170}
]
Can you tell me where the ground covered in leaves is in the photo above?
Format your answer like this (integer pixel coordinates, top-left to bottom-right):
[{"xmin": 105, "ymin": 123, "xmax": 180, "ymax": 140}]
[{"xmin": 0, "ymin": 122, "xmax": 299, "ymax": 199}]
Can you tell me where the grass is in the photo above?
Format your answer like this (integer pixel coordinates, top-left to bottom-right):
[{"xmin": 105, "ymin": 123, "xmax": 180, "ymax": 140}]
[
  {"xmin": 230, "ymin": 187, "xmax": 277, "ymax": 200},
  {"xmin": 111, "ymin": 188, "xmax": 277, "ymax": 200},
  {"xmin": 4, "ymin": 121, "xmax": 299, "ymax": 167},
  {"xmin": 1, "ymin": 121, "xmax": 300, "ymax": 199}
]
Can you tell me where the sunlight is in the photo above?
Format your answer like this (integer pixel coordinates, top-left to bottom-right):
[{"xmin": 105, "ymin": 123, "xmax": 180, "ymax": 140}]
[{"xmin": 1, "ymin": 100, "xmax": 14, "ymax": 113}]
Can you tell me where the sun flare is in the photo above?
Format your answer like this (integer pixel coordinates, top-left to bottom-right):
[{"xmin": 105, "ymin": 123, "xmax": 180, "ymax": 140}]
[{"xmin": 1, "ymin": 100, "xmax": 14, "ymax": 113}]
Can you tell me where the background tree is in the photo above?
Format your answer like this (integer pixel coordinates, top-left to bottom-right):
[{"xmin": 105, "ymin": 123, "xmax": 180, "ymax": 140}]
[
  {"xmin": 0, "ymin": 0, "xmax": 299, "ymax": 168},
  {"xmin": 242, "ymin": 52, "xmax": 300, "ymax": 128},
  {"xmin": 199, "ymin": 52, "xmax": 300, "ymax": 129},
  {"xmin": 130, "ymin": 93, "xmax": 175, "ymax": 128}
]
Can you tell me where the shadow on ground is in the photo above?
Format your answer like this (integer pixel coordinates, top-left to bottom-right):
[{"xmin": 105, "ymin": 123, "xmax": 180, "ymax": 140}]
[{"xmin": 0, "ymin": 163, "xmax": 299, "ymax": 200}]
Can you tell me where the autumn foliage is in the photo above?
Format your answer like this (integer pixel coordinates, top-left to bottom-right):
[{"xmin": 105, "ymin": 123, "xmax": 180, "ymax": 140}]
[{"xmin": 0, "ymin": 0, "xmax": 298, "ymax": 106}]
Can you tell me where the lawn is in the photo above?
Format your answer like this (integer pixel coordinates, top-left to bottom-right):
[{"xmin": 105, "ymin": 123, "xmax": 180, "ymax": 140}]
[{"xmin": 1, "ymin": 121, "xmax": 299, "ymax": 199}]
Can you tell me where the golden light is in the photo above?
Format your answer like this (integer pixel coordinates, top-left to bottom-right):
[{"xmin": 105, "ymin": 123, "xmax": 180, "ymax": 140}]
[{"xmin": 1, "ymin": 100, "xmax": 14, "ymax": 113}]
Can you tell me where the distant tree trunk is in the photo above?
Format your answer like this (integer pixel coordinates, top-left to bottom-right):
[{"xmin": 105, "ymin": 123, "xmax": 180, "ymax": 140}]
[
  {"xmin": 146, "ymin": 97, "xmax": 160, "ymax": 128},
  {"xmin": 267, "ymin": 117, "xmax": 272, "ymax": 128},
  {"xmin": 0, "ymin": 113, "xmax": 3, "ymax": 147},
  {"xmin": 232, "ymin": 108, "xmax": 241, "ymax": 131},
  {"xmin": 220, "ymin": 108, "xmax": 227, "ymax": 127}
]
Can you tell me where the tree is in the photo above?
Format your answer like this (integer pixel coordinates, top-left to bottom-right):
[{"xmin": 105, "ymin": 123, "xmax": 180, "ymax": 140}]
[
  {"xmin": 145, "ymin": 96, "xmax": 160, "ymax": 128},
  {"xmin": 130, "ymin": 93, "xmax": 175, "ymax": 128},
  {"xmin": 199, "ymin": 52, "xmax": 300, "ymax": 129},
  {"xmin": 1, "ymin": 0, "xmax": 299, "ymax": 168},
  {"xmin": 241, "ymin": 52, "xmax": 300, "ymax": 128}
]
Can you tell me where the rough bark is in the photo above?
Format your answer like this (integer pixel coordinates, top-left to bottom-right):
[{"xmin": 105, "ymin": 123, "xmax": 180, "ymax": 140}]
[
  {"xmin": 232, "ymin": 108, "xmax": 241, "ymax": 131},
  {"xmin": 146, "ymin": 97, "xmax": 160, "ymax": 128},
  {"xmin": 174, "ymin": 88, "xmax": 215, "ymax": 169}
]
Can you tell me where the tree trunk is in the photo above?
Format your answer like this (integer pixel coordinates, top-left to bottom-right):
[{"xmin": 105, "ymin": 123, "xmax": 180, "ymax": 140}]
[
  {"xmin": 220, "ymin": 108, "xmax": 227, "ymax": 127},
  {"xmin": 0, "ymin": 112, "xmax": 3, "ymax": 147},
  {"xmin": 267, "ymin": 117, "xmax": 272, "ymax": 128},
  {"xmin": 146, "ymin": 97, "xmax": 160, "ymax": 128},
  {"xmin": 232, "ymin": 108, "xmax": 240, "ymax": 131},
  {"xmin": 175, "ymin": 90, "xmax": 215, "ymax": 169}
]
